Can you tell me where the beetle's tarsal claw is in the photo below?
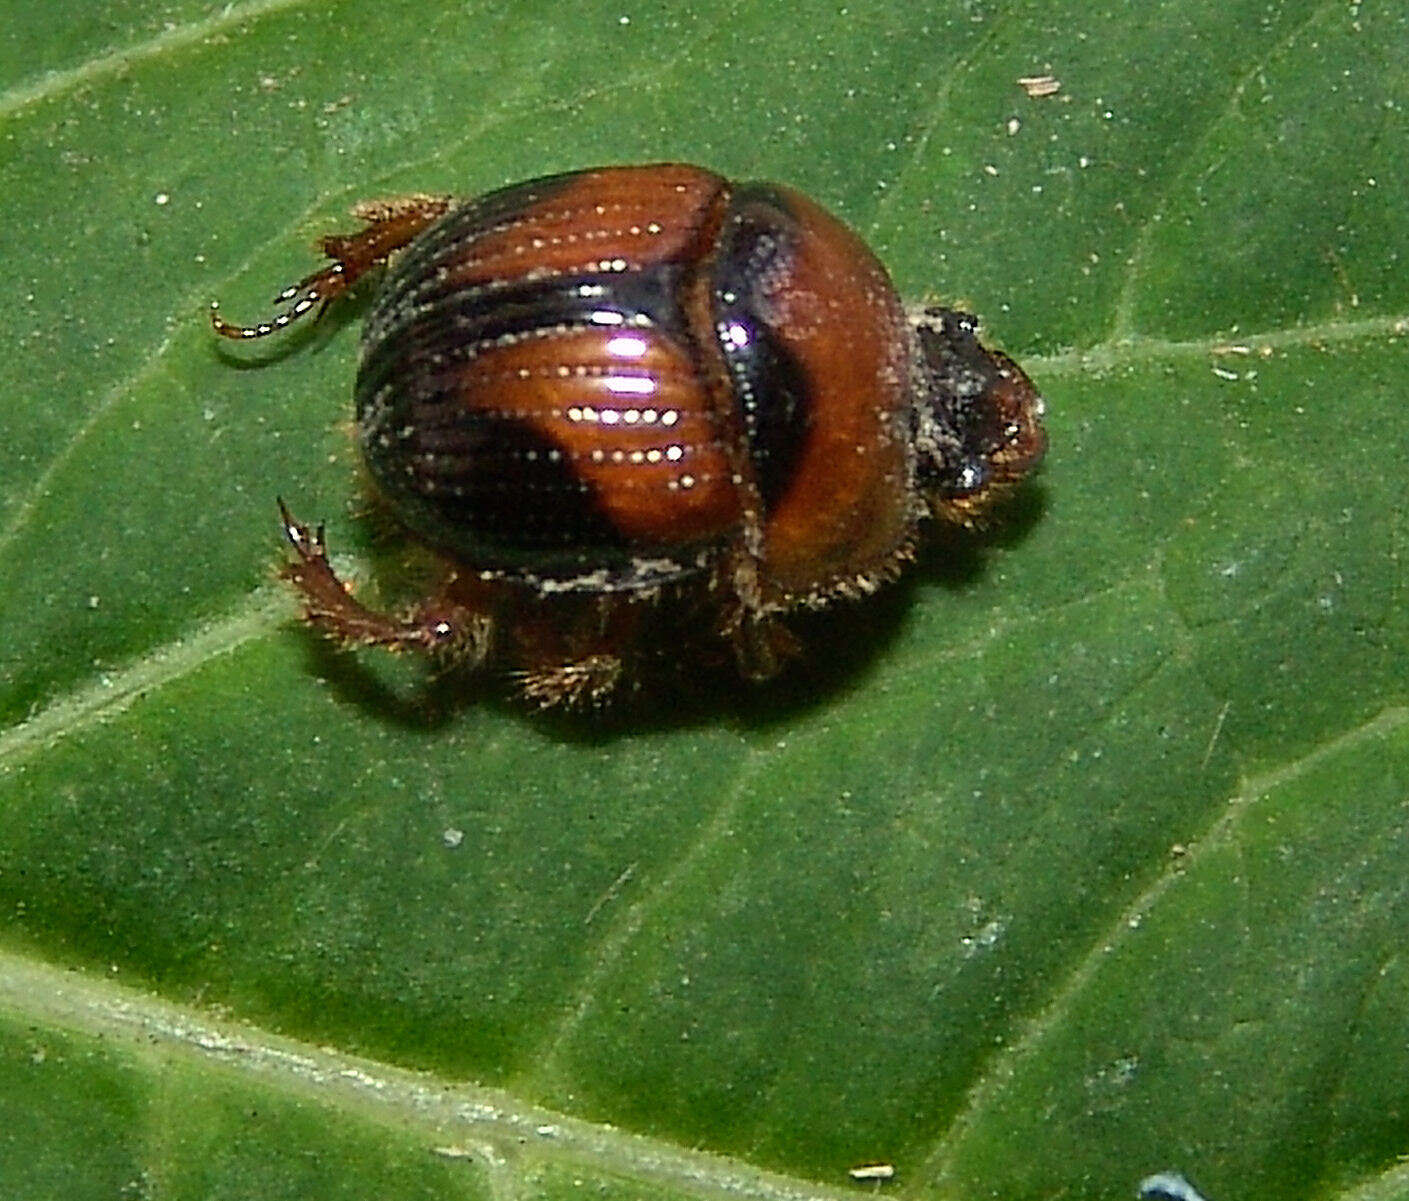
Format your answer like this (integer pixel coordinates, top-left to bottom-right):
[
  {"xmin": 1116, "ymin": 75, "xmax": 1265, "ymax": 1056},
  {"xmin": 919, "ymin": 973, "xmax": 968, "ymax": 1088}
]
[
  {"xmin": 275, "ymin": 497, "xmax": 299, "ymax": 542},
  {"xmin": 209, "ymin": 261, "xmax": 336, "ymax": 341},
  {"xmin": 275, "ymin": 498, "xmax": 325, "ymax": 562},
  {"xmin": 209, "ymin": 285, "xmax": 323, "ymax": 341}
]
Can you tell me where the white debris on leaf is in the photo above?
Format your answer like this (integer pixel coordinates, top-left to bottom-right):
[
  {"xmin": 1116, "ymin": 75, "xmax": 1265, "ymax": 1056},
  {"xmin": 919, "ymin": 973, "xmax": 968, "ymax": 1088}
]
[
  {"xmin": 849, "ymin": 1163, "xmax": 896, "ymax": 1182},
  {"xmin": 1018, "ymin": 74, "xmax": 1061, "ymax": 97}
]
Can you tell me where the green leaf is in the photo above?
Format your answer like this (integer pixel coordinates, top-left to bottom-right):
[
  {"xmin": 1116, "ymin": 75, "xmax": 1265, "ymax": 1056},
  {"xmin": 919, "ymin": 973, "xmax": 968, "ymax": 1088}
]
[{"xmin": 1, "ymin": 1, "xmax": 1405, "ymax": 1199}]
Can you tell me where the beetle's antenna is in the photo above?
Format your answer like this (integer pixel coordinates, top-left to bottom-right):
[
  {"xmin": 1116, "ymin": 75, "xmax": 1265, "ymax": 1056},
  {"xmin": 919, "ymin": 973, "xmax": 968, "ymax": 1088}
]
[{"xmin": 209, "ymin": 263, "xmax": 346, "ymax": 340}]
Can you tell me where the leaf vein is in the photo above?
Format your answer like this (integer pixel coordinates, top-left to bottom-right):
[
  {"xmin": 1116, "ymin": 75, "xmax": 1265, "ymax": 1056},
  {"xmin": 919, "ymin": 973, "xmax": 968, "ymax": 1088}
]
[
  {"xmin": 1028, "ymin": 309, "xmax": 1409, "ymax": 377},
  {"xmin": 511, "ymin": 733, "xmax": 770, "ymax": 1090},
  {"xmin": 0, "ymin": 0, "xmax": 317, "ymax": 119},
  {"xmin": 865, "ymin": 13, "xmax": 1011, "ymax": 240},
  {"xmin": 910, "ymin": 701, "xmax": 1409, "ymax": 1190},
  {"xmin": 1106, "ymin": 0, "xmax": 1345, "ymax": 342},
  {"xmin": 0, "ymin": 587, "xmax": 287, "ymax": 772}
]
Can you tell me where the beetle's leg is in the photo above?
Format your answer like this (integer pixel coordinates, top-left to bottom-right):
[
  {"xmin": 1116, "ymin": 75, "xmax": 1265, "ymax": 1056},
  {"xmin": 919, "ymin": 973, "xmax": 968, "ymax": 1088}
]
[
  {"xmin": 515, "ymin": 654, "xmax": 627, "ymax": 709},
  {"xmin": 276, "ymin": 499, "xmax": 490, "ymax": 660},
  {"xmin": 713, "ymin": 541, "xmax": 802, "ymax": 681},
  {"xmin": 727, "ymin": 612, "xmax": 802, "ymax": 682},
  {"xmin": 211, "ymin": 193, "xmax": 453, "ymax": 340},
  {"xmin": 509, "ymin": 597, "xmax": 640, "ymax": 709}
]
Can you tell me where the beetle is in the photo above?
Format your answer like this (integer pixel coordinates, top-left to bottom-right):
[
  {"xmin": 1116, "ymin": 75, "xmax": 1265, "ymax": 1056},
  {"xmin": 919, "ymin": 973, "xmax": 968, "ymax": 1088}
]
[{"xmin": 211, "ymin": 163, "xmax": 1046, "ymax": 706}]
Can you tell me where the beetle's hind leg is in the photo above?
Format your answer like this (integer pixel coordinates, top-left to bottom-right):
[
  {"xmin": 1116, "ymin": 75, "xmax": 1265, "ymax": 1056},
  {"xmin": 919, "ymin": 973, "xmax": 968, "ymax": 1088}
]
[
  {"xmin": 516, "ymin": 655, "xmax": 626, "ymax": 709},
  {"xmin": 508, "ymin": 596, "xmax": 643, "ymax": 709},
  {"xmin": 276, "ymin": 500, "xmax": 490, "ymax": 661},
  {"xmin": 210, "ymin": 193, "xmax": 453, "ymax": 340},
  {"xmin": 725, "ymin": 611, "xmax": 802, "ymax": 682}
]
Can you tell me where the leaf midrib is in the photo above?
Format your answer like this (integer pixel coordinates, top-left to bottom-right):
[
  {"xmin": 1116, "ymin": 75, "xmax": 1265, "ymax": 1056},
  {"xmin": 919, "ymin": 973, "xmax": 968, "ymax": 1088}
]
[
  {"xmin": 1, "ymin": 308, "xmax": 1403, "ymax": 773},
  {"xmin": 0, "ymin": 948, "xmax": 862, "ymax": 1201}
]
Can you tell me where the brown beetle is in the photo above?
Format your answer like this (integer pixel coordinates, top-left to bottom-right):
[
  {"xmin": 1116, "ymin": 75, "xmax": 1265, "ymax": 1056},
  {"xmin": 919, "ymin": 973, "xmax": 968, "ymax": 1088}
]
[{"xmin": 212, "ymin": 164, "xmax": 1045, "ymax": 706}]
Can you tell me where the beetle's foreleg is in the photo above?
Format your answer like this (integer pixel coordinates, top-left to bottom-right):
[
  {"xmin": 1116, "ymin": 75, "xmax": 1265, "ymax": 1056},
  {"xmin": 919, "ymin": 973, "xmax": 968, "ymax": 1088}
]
[{"xmin": 275, "ymin": 499, "xmax": 490, "ymax": 660}]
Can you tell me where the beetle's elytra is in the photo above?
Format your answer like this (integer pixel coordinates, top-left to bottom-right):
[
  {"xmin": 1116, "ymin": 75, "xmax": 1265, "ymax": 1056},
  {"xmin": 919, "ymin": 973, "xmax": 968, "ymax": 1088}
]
[{"xmin": 212, "ymin": 163, "xmax": 1046, "ymax": 706}]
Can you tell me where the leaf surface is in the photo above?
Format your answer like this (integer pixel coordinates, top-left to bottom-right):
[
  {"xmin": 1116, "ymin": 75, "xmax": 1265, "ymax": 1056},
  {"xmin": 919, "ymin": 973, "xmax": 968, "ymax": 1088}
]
[{"xmin": 1, "ymin": 2, "xmax": 1406, "ymax": 1199}]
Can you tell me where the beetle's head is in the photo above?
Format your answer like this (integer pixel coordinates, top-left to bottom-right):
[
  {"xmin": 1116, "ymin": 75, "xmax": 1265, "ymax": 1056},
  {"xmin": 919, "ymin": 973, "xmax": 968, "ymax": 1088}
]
[{"xmin": 910, "ymin": 306, "xmax": 1047, "ymax": 525}]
